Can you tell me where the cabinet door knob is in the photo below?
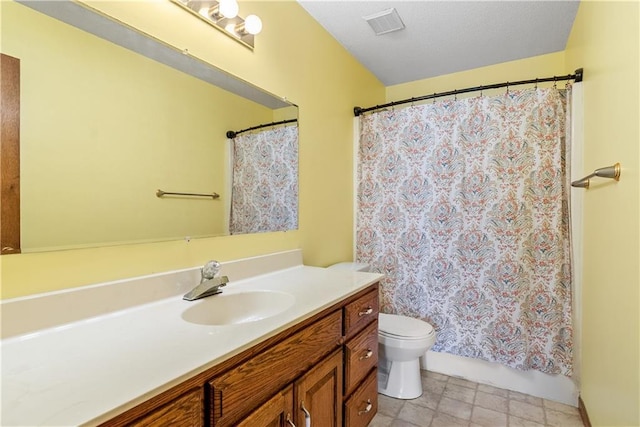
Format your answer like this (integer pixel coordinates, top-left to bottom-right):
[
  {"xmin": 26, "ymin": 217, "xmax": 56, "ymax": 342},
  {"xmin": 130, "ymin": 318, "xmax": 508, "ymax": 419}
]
[
  {"xmin": 358, "ymin": 399, "xmax": 373, "ymax": 415},
  {"xmin": 358, "ymin": 307, "xmax": 373, "ymax": 316},
  {"xmin": 286, "ymin": 413, "xmax": 296, "ymax": 426},
  {"xmin": 301, "ymin": 401, "xmax": 311, "ymax": 427},
  {"xmin": 359, "ymin": 349, "xmax": 374, "ymax": 360}
]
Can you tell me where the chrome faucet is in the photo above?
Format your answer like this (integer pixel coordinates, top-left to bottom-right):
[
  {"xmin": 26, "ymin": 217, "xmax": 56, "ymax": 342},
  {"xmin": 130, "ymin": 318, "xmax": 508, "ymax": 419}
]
[{"xmin": 183, "ymin": 260, "xmax": 229, "ymax": 301}]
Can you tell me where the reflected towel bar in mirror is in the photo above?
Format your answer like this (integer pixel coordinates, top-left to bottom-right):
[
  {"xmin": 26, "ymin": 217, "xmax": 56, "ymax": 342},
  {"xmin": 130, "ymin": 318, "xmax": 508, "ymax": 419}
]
[
  {"xmin": 156, "ymin": 189, "xmax": 220, "ymax": 199},
  {"xmin": 571, "ymin": 163, "xmax": 621, "ymax": 189}
]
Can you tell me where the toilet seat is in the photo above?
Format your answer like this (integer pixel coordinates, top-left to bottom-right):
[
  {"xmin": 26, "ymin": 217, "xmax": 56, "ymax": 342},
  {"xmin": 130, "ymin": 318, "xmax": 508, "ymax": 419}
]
[{"xmin": 379, "ymin": 313, "xmax": 434, "ymax": 340}]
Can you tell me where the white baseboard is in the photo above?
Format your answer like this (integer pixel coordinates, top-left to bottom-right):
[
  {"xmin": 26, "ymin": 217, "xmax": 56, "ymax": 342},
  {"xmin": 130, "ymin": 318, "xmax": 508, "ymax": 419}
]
[{"xmin": 421, "ymin": 350, "xmax": 579, "ymax": 406}]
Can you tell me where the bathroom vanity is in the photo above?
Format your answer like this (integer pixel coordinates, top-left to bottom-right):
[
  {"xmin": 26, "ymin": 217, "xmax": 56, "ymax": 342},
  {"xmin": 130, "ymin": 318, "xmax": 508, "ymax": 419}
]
[
  {"xmin": 0, "ymin": 251, "xmax": 382, "ymax": 426},
  {"xmin": 112, "ymin": 284, "xmax": 379, "ymax": 427}
]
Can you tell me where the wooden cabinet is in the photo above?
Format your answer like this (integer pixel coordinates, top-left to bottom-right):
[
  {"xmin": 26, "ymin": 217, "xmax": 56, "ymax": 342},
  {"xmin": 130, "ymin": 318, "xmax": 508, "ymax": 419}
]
[
  {"xmin": 236, "ymin": 349, "xmax": 343, "ymax": 427},
  {"xmin": 293, "ymin": 349, "xmax": 343, "ymax": 427},
  {"xmin": 343, "ymin": 289, "xmax": 378, "ymax": 340},
  {"xmin": 342, "ymin": 289, "xmax": 379, "ymax": 427},
  {"xmin": 208, "ymin": 311, "xmax": 343, "ymax": 426},
  {"xmin": 101, "ymin": 283, "xmax": 379, "ymax": 427},
  {"xmin": 236, "ymin": 386, "xmax": 294, "ymax": 427},
  {"xmin": 344, "ymin": 320, "xmax": 378, "ymax": 396},
  {"xmin": 128, "ymin": 388, "xmax": 203, "ymax": 427},
  {"xmin": 344, "ymin": 370, "xmax": 378, "ymax": 427}
]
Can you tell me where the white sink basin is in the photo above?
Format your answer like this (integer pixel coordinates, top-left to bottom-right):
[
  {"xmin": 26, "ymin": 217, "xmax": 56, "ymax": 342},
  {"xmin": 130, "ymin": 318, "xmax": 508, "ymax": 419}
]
[{"xmin": 181, "ymin": 290, "xmax": 295, "ymax": 326}]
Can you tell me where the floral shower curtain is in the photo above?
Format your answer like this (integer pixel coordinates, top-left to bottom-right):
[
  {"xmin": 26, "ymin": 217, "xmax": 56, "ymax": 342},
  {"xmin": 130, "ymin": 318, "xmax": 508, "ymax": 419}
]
[
  {"xmin": 229, "ymin": 125, "xmax": 298, "ymax": 234},
  {"xmin": 356, "ymin": 87, "xmax": 573, "ymax": 376}
]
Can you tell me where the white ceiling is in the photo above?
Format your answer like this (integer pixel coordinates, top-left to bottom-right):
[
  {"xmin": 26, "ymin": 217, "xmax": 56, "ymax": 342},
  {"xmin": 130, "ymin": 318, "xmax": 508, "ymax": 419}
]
[{"xmin": 298, "ymin": 1, "xmax": 580, "ymax": 86}]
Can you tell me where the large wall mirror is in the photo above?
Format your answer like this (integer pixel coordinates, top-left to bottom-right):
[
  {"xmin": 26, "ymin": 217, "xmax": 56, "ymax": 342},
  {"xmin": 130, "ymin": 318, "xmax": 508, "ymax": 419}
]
[{"xmin": 1, "ymin": 0, "xmax": 298, "ymax": 253}]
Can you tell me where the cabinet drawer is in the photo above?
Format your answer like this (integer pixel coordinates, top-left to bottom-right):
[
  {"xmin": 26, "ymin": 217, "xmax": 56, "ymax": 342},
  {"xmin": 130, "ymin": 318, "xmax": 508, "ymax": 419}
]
[
  {"xmin": 344, "ymin": 289, "xmax": 378, "ymax": 339},
  {"xmin": 344, "ymin": 370, "xmax": 377, "ymax": 427},
  {"xmin": 208, "ymin": 310, "xmax": 342, "ymax": 426},
  {"xmin": 344, "ymin": 320, "xmax": 378, "ymax": 396},
  {"xmin": 129, "ymin": 388, "xmax": 203, "ymax": 427}
]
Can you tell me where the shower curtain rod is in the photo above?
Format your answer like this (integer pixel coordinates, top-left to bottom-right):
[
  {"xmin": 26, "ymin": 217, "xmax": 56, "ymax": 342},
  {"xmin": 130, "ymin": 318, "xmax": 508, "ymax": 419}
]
[
  {"xmin": 353, "ymin": 68, "xmax": 583, "ymax": 117},
  {"xmin": 226, "ymin": 118, "xmax": 298, "ymax": 139}
]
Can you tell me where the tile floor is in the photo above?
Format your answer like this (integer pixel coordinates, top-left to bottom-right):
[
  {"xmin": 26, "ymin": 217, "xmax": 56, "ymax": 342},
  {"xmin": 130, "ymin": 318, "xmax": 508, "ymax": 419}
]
[{"xmin": 369, "ymin": 371, "xmax": 584, "ymax": 427}]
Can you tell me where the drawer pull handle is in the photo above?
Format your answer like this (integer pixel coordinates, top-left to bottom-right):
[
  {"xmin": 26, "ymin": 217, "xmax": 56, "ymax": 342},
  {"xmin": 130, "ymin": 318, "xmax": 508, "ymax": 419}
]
[
  {"xmin": 286, "ymin": 413, "xmax": 296, "ymax": 427},
  {"xmin": 359, "ymin": 349, "xmax": 374, "ymax": 360},
  {"xmin": 358, "ymin": 399, "xmax": 373, "ymax": 415},
  {"xmin": 358, "ymin": 307, "xmax": 373, "ymax": 316},
  {"xmin": 301, "ymin": 401, "xmax": 311, "ymax": 427}
]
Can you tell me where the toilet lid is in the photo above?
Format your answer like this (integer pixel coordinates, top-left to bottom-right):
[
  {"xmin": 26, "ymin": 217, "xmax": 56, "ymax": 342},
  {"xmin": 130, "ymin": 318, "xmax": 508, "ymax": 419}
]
[{"xmin": 379, "ymin": 313, "xmax": 434, "ymax": 339}]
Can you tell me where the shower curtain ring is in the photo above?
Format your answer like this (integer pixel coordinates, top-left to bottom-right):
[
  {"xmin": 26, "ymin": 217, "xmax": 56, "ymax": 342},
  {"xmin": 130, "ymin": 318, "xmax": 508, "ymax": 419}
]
[
  {"xmin": 479, "ymin": 85, "xmax": 483, "ymax": 98},
  {"xmin": 506, "ymin": 82, "xmax": 509, "ymax": 95},
  {"xmin": 454, "ymin": 89, "xmax": 458, "ymax": 101},
  {"xmin": 432, "ymin": 93, "xmax": 436, "ymax": 104},
  {"xmin": 553, "ymin": 76, "xmax": 557, "ymax": 89},
  {"xmin": 534, "ymin": 78, "xmax": 538, "ymax": 90}
]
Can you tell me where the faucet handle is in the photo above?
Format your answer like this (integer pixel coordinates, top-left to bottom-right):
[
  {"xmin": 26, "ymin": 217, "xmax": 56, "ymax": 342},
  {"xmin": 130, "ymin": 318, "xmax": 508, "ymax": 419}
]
[{"xmin": 202, "ymin": 260, "xmax": 221, "ymax": 280}]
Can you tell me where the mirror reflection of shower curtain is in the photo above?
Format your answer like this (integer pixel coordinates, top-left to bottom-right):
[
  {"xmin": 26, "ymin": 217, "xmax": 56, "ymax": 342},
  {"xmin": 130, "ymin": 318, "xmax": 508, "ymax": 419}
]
[
  {"xmin": 356, "ymin": 87, "xmax": 573, "ymax": 376},
  {"xmin": 229, "ymin": 126, "xmax": 298, "ymax": 234}
]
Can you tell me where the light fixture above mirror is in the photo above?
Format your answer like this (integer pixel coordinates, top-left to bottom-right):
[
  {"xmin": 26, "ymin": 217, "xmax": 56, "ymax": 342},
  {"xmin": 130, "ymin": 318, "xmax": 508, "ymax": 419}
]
[{"xmin": 172, "ymin": 0, "xmax": 262, "ymax": 50}]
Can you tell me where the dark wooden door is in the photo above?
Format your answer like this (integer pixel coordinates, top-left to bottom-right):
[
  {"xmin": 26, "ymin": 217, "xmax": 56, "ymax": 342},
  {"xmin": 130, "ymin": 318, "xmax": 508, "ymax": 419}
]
[{"xmin": 1, "ymin": 53, "xmax": 21, "ymax": 254}]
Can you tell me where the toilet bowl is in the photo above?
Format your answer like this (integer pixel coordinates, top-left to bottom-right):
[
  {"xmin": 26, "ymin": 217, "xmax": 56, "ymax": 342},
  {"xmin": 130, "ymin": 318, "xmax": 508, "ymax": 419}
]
[{"xmin": 378, "ymin": 313, "xmax": 436, "ymax": 399}]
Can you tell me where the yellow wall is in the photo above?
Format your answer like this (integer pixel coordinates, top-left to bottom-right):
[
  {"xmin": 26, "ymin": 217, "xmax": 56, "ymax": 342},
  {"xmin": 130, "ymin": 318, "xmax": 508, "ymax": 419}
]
[
  {"xmin": 3, "ymin": 2, "xmax": 276, "ymax": 252},
  {"xmin": 386, "ymin": 51, "xmax": 566, "ymax": 101},
  {"xmin": 0, "ymin": 0, "xmax": 384, "ymax": 298},
  {"xmin": 564, "ymin": 1, "xmax": 640, "ymax": 426},
  {"xmin": 2, "ymin": 1, "xmax": 639, "ymax": 423}
]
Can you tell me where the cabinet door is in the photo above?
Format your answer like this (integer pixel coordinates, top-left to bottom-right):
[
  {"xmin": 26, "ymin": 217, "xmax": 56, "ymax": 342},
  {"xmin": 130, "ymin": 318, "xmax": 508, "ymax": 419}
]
[
  {"xmin": 294, "ymin": 349, "xmax": 343, "ymax": 427},
  {"xmin": 236, "ymin": 386, "xmax": 294, "ymax": 427}
]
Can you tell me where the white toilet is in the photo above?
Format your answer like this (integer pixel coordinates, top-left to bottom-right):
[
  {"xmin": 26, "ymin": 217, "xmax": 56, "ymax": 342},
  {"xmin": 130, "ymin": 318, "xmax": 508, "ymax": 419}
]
[
  {"xmin": 378, "ymin": 313, "xmax": 436, "ymax": 399},
  {"xmin": 327, "ymin": 262, "xmax": 437, "ymax": 400}
]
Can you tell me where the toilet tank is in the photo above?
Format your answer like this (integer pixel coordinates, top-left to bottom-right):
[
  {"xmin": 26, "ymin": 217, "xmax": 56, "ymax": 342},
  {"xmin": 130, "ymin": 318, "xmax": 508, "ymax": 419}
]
[{"xmin": 327, "ymin": 262, "xmax": 370, "ymax": 272}]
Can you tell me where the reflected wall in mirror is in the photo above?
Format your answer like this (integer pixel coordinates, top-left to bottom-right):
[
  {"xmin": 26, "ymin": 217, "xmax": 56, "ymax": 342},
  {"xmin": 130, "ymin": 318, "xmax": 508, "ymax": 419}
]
[{"xmin": 1, "ymin": 0, "xmax": 298, "ymax": 253}]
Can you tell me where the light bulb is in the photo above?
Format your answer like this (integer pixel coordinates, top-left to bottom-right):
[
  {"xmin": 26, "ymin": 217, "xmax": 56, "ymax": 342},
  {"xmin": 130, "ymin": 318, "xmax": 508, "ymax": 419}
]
[
  {"xmin": 198, "ymin": 6, "xmax": 210, "ymax": 18},
  {"xmin": 244, "ymin": 14, "xmax": 262, "ymax": 35},
  {"xmin": 219, "ymin": 0, "xmax": 238, "ymax": 19}
]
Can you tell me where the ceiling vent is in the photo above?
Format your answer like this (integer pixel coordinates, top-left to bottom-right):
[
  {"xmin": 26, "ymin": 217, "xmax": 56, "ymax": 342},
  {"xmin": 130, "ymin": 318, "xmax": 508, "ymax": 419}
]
[{"xmin": 363, "ymin": 8, "xmax": 405, "ymax": 36}]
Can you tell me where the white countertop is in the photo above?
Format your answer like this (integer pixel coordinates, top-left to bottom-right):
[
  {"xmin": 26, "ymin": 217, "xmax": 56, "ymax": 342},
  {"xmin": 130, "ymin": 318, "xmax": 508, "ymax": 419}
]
[{"xmin": 1, "ymin": 260, "xmax": 382, "ymax": 426}]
